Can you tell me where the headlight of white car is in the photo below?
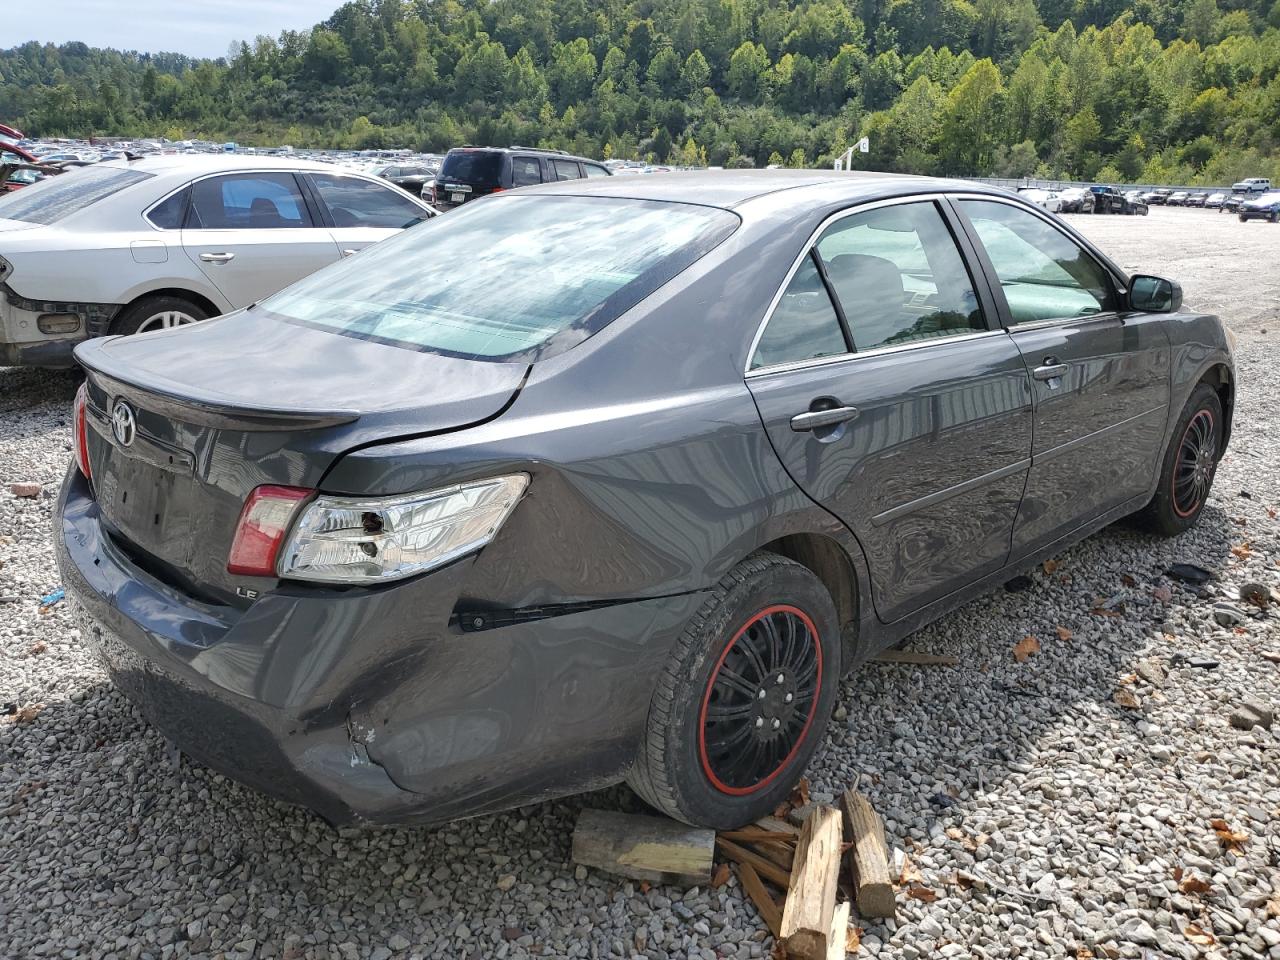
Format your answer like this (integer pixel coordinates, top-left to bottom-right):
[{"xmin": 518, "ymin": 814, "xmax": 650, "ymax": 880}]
[{"xmin": 278, "ymin": 474, "xmax": 529, "ymax": 583}]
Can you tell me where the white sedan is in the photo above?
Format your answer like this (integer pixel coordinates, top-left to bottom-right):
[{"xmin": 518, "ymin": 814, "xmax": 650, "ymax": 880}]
[
  {"xmin": 1015, "ymin": 188, "xmax": 1065, "ymax": 213},
  {"xmin": 0, "ymin": 155, "xmax": 436, "ymax": 367}
]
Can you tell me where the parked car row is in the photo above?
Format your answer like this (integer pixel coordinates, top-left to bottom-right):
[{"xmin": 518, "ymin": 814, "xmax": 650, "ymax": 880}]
[{"xmin": 53, "ymin": 169, "xmax": 1235, "ymax": 829}]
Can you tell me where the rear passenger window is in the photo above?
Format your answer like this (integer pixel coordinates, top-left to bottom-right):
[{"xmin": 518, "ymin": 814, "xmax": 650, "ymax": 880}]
[
  {"xmin": 512, "ymin": 157, "xmax": 543, "ymax": 187},
  {"xmin": 553, "ymin": 160, "xmax": 582, "ymax": 181},
  {"xmin": 188, "ymin": 173, "xmax": 310, "ymax": 229},
  {"xmin": 814, "ymin": 202, "xmax": 985, "ymax": 351},
  {"xmin": 750, "ymin": 255, "xmax": 849, "ymax": 370},
  {"xmin": 958, "ymin": 199, "xmax": 1117, "ymax": 325}
]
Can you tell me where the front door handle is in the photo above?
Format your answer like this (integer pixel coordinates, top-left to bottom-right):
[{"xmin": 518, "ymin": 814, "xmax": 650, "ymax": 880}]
[
  {"xmin": 341, "ymin": 248, "xmax": 359, "ymax": 257},
  {"xmin": 1032, "ymin": 361, "xmax": 1069, "ymax": 382},
  {"xmin": 199, "ymin": 252, "xmax": 235, "ymax": 264},
  {"xmin": 790, "ymin": 405, "xmax": 860, "ymax": 432}
]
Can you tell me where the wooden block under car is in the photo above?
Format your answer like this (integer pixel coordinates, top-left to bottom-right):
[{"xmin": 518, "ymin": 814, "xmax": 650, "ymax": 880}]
[{"xmin": 571, "ymin": 809, "xmax": 714, "ymax": 886}]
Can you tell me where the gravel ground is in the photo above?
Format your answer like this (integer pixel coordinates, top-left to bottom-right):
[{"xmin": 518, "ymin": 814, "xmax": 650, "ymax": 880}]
[{"xmin": 1, "ymin": 208, "xmax": 1278, "ymax": 960}]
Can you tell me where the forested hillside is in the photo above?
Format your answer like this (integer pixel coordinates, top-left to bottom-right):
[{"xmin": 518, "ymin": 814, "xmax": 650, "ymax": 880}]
[{"xmin": 2, "ymin": 0, "xmax": 1280, "ymax": 183}]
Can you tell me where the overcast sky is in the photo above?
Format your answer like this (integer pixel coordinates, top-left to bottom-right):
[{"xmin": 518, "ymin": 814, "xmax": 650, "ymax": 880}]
[{"xmin": 1, "ymin": 0, "xmax": 343, "ymax": 59}]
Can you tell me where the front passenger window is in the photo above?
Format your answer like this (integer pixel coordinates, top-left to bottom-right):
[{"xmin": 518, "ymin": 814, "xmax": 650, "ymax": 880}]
[{"xmin": 958, "ymin": 199, "xmax": 1117, "ymax": 325}]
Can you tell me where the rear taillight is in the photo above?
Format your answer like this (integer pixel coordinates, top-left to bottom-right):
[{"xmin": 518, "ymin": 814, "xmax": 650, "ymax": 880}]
[
  {"xmin": 227, "ymin": 485, "xmax": 313, "ymax": 577},
  {"xmin": 73, "ymin": 382, "xmax": 91, "ymax": 482}
]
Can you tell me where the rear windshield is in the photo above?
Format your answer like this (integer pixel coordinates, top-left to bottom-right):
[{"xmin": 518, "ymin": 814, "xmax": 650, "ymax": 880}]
[
  {"xmin": 0, "ymin": 165, "xmax": 151, "ymax": 225},
  {"xmin": 439, "ymin": 150, "xmax": 503, "ymax": 185},
  {"xmin": 261, "ymin": 195, "xmax": 739, "ymax": 362}
]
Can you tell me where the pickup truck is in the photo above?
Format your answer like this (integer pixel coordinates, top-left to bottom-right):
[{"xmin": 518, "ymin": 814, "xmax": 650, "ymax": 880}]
[{"xmin": 1231, "ymin": 177, "xmax": 1272, "ymax": 195}]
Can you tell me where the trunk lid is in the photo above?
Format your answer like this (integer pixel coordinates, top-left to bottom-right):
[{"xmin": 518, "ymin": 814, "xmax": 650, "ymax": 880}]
[{"xmin": 77, "ymin": 309, "xmax": 527, "ymax": 602}]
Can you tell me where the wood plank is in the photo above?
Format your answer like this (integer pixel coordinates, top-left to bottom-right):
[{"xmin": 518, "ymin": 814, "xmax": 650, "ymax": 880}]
[
  {"xmin": 779, "ymin": 805, "xmax": 843, "ymax": 960},
  {"xmin": 718, "ymin": 828, "xmax": 797, "ymax": 845},
  {"xmin": 715, "ymin": 837, "xmax": 792, "ymax": 889},
  {"xmin": 874, "ymin": 650, "xmax": 959, "ymax": 667},
  {"xmin": 840, "ymin": 790, "xmax": 896, "ymax": 919},
  {"xmin": 736, "ymin": 862, "xmax": 782, "ymax": 938},
  {"xmin": 826, "ymin": 901, "xmax": 851, "ymax": 960},
  {"xmin": 571, "ymin": 809, "xmax": 714, "ymax": 886},
  {"xmin": 755, "ymin": 815, "xmax": 801, "ymax": 837}
]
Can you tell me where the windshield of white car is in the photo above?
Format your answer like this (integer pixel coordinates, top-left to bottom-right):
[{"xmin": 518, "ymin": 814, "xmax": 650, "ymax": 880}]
[
  {"xmin": 0, "ymin": 165, "xmax": 152, "ymax": 225},
  {"xmin": 261, "ymin": 194, "xmax": 740, "ymax": 362}
]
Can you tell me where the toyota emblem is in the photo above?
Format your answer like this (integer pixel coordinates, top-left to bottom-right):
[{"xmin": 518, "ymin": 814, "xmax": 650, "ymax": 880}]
[{"xmin": 111, "ymin": 400, "xmax": 136, "ymax": 447}]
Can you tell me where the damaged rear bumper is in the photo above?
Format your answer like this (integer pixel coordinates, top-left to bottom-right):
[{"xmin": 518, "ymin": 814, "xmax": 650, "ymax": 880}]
[{"xmin": 55, "ymin": 467, "xmax": 703, "ymax": 826}]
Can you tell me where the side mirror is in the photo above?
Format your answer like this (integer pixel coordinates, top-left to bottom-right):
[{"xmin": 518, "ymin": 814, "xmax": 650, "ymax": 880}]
[{"xmin": 1129, "ymin": 275, "xmax": 1182, "ymax": 313}]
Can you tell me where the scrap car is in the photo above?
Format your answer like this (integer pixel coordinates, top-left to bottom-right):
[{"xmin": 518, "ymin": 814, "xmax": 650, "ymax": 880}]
[{"xmin": 57, "ymin": 170, "xmax": 1235, "ymax": 829}]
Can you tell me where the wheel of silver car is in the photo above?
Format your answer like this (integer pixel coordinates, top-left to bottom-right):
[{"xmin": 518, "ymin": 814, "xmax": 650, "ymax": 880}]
[
  {"xmin": 627, "ymin": 553, "xmax": 841, "ymax": 829},
  {"xmin": 1136, "ymin": 383, "xmax": 1223, "ymax": 536},
  {"xmin": 111, "ymin": 295, "xmax": 210, "ymax": 337},
  {"xmin": 135, "ymin": 310, "xmax": 200, "ymax": 333}
]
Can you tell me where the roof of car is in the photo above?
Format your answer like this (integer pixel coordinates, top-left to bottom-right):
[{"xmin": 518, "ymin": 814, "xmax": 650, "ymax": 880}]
[
  {"xmin": 515, "ymin": 169, "xmax": 983, "ymax": 209},
  {"xmin": 102, "ymin": 154, "xmax": 342, "ymax": 177}
]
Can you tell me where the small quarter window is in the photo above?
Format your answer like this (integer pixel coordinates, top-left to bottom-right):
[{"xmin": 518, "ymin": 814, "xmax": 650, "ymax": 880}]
[
  {"xmin": 750, "ymin": 254, "xmax": 849, "ymax": 370},
  {"xmin": 583, "ymin": 163, "xmax": 610, "ymax": 178},
  {"xmin": 146, "ymin": 187, "xmax": 188, "ymax": 230}
]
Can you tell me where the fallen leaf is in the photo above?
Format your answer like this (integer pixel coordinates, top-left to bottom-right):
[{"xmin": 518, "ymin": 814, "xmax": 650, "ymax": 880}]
[
  {"xmin": 953, "ymin": 872, "xmax": 974, "ymax": 890},
  {"xmin": 1209, "ymin": 818, "xmax": 1248, "ymax": 854},
  {"xmin": 1234, "ymin": 626, "xmax": 1248, "ymax": 635},
  {"xmin": 1056, "ymin": 626, "xmax": 1073, "ymax": 642},
  {"xmin": 906, "ymin": 885, "xmax": 938, "ymax": 902},
  {"xmin": 1120, "ymin": 573, "xmax": 1137, "ymax": 587},
  {"xmin": 1013, "ymin": 635, "xmax": 1041, "ymax": 663},
  {"xmin": 12, "ymin": 780, "xmax": 45, "ymax": 801},
  {"xmin": 898, "ymin": 855, "xmax": 923, "ymax": 885},
  {"xmin": 1113, "ymin": 688, "xmax": 1140, "ymax": 710},
  {"xmin": 1118, "ymin": 672, "xmax": 1138, "ymax": 685},
  {"xmin": 13, "ymin": 703, "xmax": 43, "ymax": 724},
  {"xmin": 1090, "ymin": 606, "xmax": 1125, "ymax": 618},
  {"xmin": 945, "ymin": 826, "xmax": 965, "ymax": 842},
  {"xmin": 1152, "ymin": 585, "xmax": 1173, "ymax": 604},
  {"xmin": 639, "ymin": 880, "xmax": 651, "ymax": 894},
  {"xmin": 1183, "ymin": 924, "xmax": 1215, "ymax": 946},
  {"xmin": 27, "ymin": 642, "xmax": 46, "ymax": 655},
  {"xmin": 711, "ymin": 863, "xmax": 731, "ymax": 889},
  {"xmin": 789, "ymin": 777, "xmax": 811, "ymax": 809},
  {"xmin": 1177, "ymin": 873, "xmax": 1211, "ymax": 895},
  {"xmin": 1076, "ymin": 947, "xmax": 1094, "ymax": 960},
  {"xmin": 1042, "ymin": 559, "xmax": 1059, "ymax": 574},
  {"xmin": 1268, "ymin": 508, "xmax": 1277, "ymax": 519},
  {"xmin": 846, "ymin": 926, "xmax": 863, "ymax": 952},
  {"xmin": 1231, "ymin": 542, "xmax": 1253, "ymax": 560}
]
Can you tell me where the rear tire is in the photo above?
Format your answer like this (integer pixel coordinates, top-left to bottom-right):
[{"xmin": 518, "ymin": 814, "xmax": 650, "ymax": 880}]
[
  {"xmin": 627, "ymin": 553, "xmax": 841, "ymax": 829},
  {"xmin": 1135, "ymin": 384, "xmax": 1223, "ymax": 537},
  {"xmin": 110, "ymin": 295, "xmax": 209, "ymax": 336}
]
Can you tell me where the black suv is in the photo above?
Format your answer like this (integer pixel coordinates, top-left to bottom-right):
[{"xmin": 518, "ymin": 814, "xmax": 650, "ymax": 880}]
[{"xmin": 430, "ymin": 146, "xmax": 611, "ymax": 210}]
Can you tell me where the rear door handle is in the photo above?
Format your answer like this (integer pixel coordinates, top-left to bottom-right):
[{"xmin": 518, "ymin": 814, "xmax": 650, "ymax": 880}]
[
  {"xmin": 1032, "ymin": 362, "xmax": 1069, "ymax": 382},
  {"xmin": 790, "ymin": 406, "xmax": 860, "ymax": 432},
  {"xmin": 341, "ymin": 248, "xmax": 359, "ymax": 257},
  {"xmin": 199, "ymin": 252, "xmax": 235, "ymax": 264}
]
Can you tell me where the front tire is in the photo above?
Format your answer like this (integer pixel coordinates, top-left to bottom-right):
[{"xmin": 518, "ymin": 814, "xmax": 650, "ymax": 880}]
[
  {"xmin": 110, "ymin": 295, "xmax": 209, "ymax": 336},
  {"xmin": 627, "ymin": 553, "xmax": 841, "ymax": 828},
  {"xmin": 1136, "ymin": 384, "xmax": 1223, "ymax": 536}
]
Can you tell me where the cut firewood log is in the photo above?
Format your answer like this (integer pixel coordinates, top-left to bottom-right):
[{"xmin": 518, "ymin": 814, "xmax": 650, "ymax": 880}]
[
  {"xmin": 778, "ymin": 805, "xmax": 843, "ymax": 960},
  {"xmin": 736, "ymin": 862, "xmax": 782, "ymax": 938},
  {"xmin": 572, "ymin": 809, "xmax": 714, "ymax": 886},
  {"xmin": 718, "ymin": 828, "xmax": 796, "ymax": 870},
  {"xmin": 873, "ymin": 650, "xmax": 959, "ymax": 666},
  {"xmin": 715, "ymin": 837, "xmax": 791, "ymax": 889},
  {"xmin": 755, "ymin": 815, "xmax": 801, "ymax": 836},
  {"xmin": 840, "ymin": 789, "xmax": 896, "ymax": 919},
  {"xmin": 826, "ymin": 901, "xmax": 851, "ymax": 960}
]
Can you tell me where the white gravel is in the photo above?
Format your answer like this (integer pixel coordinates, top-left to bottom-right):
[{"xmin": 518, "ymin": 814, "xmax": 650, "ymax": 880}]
[{"xmin": 1, "ymin": 208, "xmax": 1278, "ymax": 960}]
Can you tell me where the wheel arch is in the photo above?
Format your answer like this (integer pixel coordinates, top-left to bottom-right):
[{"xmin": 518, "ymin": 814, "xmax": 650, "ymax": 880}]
[
  {"xmin": 757, "ymin": 532, "xmax": 860, "ymax": 667},
  {"xmin": 1197, "ymin": 362, "xmax": 1234, "ymax": 454},
  {"xmin": 110, "ymin": 287, "xmax": 223, "ymax": 334}
]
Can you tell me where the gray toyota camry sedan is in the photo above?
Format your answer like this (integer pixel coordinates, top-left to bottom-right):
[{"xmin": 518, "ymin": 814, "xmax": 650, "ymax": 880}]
[{"xmin": 56, "ymin": 171, "xmax": 1235, "ymax": 829}]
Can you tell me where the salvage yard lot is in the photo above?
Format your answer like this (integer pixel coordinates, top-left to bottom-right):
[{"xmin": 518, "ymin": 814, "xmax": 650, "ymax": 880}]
[{"xmin": 1, "ymin": 207, "xmax": 1278, "ymax": 960}]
